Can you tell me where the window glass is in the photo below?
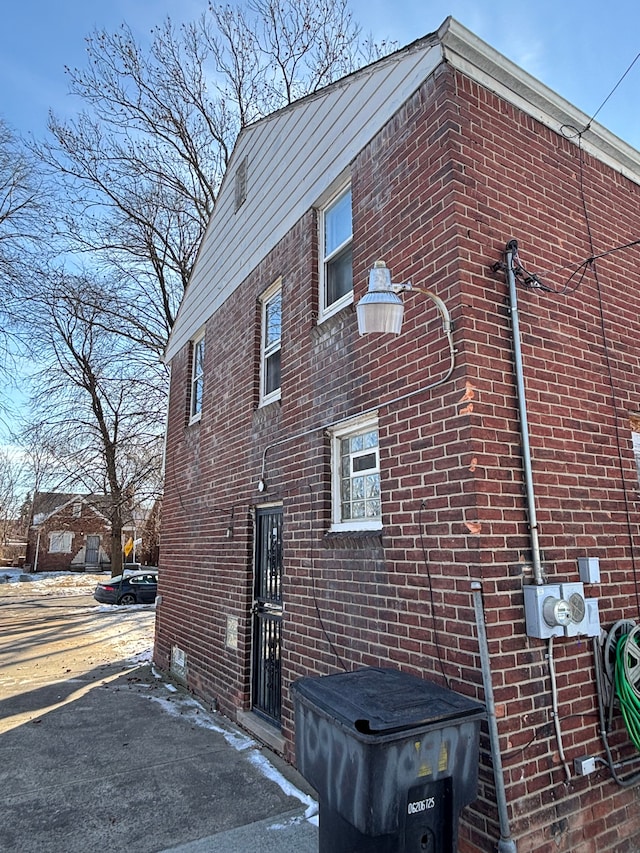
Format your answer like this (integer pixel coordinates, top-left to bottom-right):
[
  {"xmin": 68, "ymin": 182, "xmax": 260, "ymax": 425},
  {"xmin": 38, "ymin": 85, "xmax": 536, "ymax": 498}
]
[
  {"xmin": 261, "ymin": 283, "xmax": 282, "ymax": 404},
  {"xmin": 321, "ymin": 187, "xmax": 353, "ymax": 316},
  {"xmin": 190, "ymin": 334, "xmax": 205, "ymax": 421},
  {"xmin": 325, "ymin": 189, "xmax": 352, "ymax": 256},
  {"xmin": 633, "ymin": 431, "xmax": 640, "ymax": 485},
  {"xmin": 49, "ymin": 531, "xmax": 72, "ymax": 553},
  {"xmin": 331, "ymin": 419, "xmax": 381, "ymax": 530}
]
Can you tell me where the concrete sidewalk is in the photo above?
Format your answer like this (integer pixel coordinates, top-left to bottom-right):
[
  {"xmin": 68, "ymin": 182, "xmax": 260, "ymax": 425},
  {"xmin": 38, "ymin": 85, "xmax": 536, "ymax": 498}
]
[{"xmin": 0, "ymin": 660, "xmax": 318, "ymax": 853}]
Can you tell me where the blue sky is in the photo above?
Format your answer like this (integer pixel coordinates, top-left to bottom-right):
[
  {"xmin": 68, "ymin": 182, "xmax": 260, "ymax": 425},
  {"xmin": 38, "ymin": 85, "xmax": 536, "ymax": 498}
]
[
  {"xmin": 1, "ymin": 0, "xmax": 639, "ymax": 148},
  {"xmin": 0, "ymin": 0, "xmax": 638, "ymax": 448}
]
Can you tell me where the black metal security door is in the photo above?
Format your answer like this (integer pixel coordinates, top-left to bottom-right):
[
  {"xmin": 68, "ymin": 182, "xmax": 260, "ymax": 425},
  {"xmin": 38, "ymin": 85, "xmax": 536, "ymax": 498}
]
[
  {"xmin": 252, "ymin": 506, "xmax": 283, "ymax": 725},
  {"xmin": 85, "ymin": 535, "xmax": 100, "ymax": 566}
]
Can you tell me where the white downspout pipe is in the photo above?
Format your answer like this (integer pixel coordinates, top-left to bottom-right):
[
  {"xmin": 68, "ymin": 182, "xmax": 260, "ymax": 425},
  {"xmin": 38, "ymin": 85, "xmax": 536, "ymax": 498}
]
[{"xmin": 33, "ymin": 528, "xmax": 41, "ymax": 573}]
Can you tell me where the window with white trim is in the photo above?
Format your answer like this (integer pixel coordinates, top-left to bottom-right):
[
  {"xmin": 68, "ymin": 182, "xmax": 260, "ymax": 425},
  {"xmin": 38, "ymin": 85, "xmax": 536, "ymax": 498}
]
[
  {"xmin": 190, "ymin": 332, "xmax": 205, "ymax": 422},
  {"xmin": 320, "ymin": 185, "xmax": 353, "ymax": 319},
  {"xmin": 330, "ymin": 416, "xmax": 381, "ymax": 531},
  {"xmin": 631, "ymin": 417, "xmax": 640, "ymax": 486},
  {"xmin": 260, "ymin": 281, "xmax": 282, "ymax": 405},
  {"xmin": 49, "ymin": 531, "xmax": 73, "ymax": 553}
]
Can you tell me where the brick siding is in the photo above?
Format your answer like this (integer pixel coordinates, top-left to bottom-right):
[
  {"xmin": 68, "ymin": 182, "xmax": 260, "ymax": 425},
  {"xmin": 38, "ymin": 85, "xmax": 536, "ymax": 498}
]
[{"xmin": 156, "ymin": 62, "xmax": 640, "ymax": 852}]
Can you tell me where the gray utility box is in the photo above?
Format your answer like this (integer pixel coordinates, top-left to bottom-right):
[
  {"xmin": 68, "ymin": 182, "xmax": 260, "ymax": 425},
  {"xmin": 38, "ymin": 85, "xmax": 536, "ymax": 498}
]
[{"xmin": 292, "ymin": 667, "xmax": 485, "ymax": 853}]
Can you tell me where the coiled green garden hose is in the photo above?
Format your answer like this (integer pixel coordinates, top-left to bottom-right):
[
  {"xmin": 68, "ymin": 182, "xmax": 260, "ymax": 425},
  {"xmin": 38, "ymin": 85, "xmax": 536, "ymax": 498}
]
[{"xmin": 615, "ymin": 631, "xmax": 640, "ymax": 751}]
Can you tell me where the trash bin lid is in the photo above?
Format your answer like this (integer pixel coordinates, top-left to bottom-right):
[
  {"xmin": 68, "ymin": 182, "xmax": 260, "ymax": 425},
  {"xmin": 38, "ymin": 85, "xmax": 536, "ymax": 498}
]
[{"xmin": 293, "ymin": 667, "xmax": 485, "ymax": 734}]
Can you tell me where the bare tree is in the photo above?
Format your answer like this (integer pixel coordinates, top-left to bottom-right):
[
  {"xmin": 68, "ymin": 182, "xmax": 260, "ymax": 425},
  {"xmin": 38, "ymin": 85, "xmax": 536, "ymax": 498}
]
[
  {"xmin": 34, "ymin": 0, "xmax": 390, "ymax": 354},
  {"xmin": 0, "ymin": 118, "xmax": 47, "ymax": 410},
  {"xmin": 26, "ymin": 273, "xmax": 165, "ymax": 576},
  {"xmin": 13, "ymin": 1, "xmax": 391, "ymax": 568}
]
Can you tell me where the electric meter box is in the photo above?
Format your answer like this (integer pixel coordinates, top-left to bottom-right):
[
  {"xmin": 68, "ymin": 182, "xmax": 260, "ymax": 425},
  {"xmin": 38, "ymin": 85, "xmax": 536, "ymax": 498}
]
[
  {"xmin": 524, "ymin": 582, "xmax": 600, "ymax": 639},
  {"xmin": 524, "ymin": 584, "xmax": 564, "ymax": 639}
]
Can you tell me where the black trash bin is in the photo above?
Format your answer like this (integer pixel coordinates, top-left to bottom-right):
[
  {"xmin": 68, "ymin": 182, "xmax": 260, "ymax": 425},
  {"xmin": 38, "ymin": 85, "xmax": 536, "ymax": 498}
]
[{"xmin": 292, "ymin": 667, "xmax": 485, "ymax": 853}]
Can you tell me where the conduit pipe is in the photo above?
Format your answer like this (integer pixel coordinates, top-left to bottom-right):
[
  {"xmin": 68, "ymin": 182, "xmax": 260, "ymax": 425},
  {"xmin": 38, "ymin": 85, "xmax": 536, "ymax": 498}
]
[
  {"xmin": 505, "ymin": 240, "xmax": 570, "ymax": 774},
  {"xmin": 258, "ymin": 304, "xmax": 456, "ymax": 488},
  {"xmin": 472, "ymin": 581, "xmax": 517, "ymax": 853},
  {"xmin": 548, "ymin": 636, "xmax": 571, "ymax": 781},
  {"xmin": 505, "ymin": 240, "xmax": 544, "ymax": 586}
]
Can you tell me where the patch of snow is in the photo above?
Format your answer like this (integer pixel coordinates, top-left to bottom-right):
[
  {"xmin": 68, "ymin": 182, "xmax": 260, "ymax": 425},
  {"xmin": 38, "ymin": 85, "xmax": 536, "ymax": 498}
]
[
  {"xmin": 0, "ymin": 570, "xmax": 105, "ymax": 597},
  {"xmin": 92, "ymin": 602, "xmax": 155, "ymax": 612},
  {"xmin": 248, "ymin": 751, "xmax": 318, "ymax": 817},
  {"xmin": 147, "ymin": 690, "xmax": 317, "ymax": 821},
  {"xmin": 149, "ymin": 693, "xmax": 255, "ymax": 751}
]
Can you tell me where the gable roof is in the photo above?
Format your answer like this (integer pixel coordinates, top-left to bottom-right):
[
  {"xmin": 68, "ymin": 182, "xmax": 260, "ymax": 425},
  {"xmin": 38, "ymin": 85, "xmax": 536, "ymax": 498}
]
[
  {"xmin": 32, "ymin": 492, "xmax": 111, "ymax": 527},
  {"xmin": 164, "ymin": 16, "xmax": 640, "ymax": 364}
]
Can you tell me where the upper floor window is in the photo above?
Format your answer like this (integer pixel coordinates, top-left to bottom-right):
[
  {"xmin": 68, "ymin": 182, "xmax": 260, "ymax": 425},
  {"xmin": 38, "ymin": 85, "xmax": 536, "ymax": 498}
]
[
  {"xmin": 320, "ymin": 185, "xmax": 353, "ymax": 320},
  {"xmin": 190, "ymin": 332, "xmax": 205, "ymax": 422},
  {"xmin": 330, "ymin": 415, "xmax": 381, "ymax": 532},
  {"xmin": 260, "ymin": 281, "xmax": 282, "ymax": 405},
  {"xmin": 631, "ymin": 416, "xmax": 640, "ymax": 487}
]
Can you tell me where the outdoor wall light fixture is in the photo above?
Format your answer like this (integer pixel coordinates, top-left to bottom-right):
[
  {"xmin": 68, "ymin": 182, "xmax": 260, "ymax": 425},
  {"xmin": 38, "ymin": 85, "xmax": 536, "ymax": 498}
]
[
  {"xmin": 256, "ymin": 262, "xmax": 455, "ymax": 494},
  {"xmin": 356, "ymin": 260, "xmax": 453, "ymax": 338}
]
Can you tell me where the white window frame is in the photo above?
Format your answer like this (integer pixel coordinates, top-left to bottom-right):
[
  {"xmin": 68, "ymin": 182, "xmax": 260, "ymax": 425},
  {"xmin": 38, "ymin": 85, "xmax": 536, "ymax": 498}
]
[
  {"xmin": 633, "ymin": 430, "xmax": 640, "ymax": 487},
  {"xmin": 260, "ymin": 279, "xmax": 282, "ymax": 406},
  {"xmin": 49, "ymin": 531, "xmax": 73, "ymax": 553},
  {"xmin": 190, "ymin": 330, "xmax": 205, "ymax": 423},
  {"xmin": 319, "ymin": 184, "xmax": 353, "ymax": 322},
  {"xmin": 330, "ymin": 414, "xmax": 382, "ymax": 532}
]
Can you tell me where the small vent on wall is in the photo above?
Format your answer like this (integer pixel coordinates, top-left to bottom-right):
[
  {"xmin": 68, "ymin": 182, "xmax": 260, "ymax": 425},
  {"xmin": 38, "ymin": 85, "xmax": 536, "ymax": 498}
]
[
  {"xmin": 170, "ymin": 645, "xmax": 187, "ymax": 682},
  {"xmin": 234, "ymin": 156, "xmax": 248, "ymax": 211}
]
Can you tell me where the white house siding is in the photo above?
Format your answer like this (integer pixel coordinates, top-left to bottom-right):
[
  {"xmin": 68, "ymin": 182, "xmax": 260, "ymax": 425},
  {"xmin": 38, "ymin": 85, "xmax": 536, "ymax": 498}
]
[
  {"xmin": 164, "ymin": 34, "xmax": 444, "ymax": 362},
  {"xmin": 165, "ymin": 16, "xmax": 640, "ymax": 367}
]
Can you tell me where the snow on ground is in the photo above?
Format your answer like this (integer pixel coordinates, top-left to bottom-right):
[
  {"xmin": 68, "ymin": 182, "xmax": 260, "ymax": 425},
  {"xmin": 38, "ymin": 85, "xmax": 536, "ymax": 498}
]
[
  {"xmin": 1, "ymin": 567, "xmax": 318, "ymax": 824},
  {"xmin": 148, "ymin": 680, "xmax": 318, "ymax": 824},
  {"xmin": 0, "ymin": 568, "xmax": 106, "ymax": 596}
]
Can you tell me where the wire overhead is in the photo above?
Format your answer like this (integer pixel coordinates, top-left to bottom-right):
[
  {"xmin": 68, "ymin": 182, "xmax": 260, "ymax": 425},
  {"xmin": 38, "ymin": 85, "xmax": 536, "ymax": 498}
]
[{"xmin": 561, "ymin": 49, "xmax": 640, "ymax": 139}]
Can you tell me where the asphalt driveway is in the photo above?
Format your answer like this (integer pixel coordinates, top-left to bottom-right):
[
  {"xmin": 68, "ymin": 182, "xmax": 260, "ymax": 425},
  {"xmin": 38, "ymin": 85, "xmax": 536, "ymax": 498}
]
[{"xmin": 0, "ymin": 574, "xmax": 318, "ymax": 852}]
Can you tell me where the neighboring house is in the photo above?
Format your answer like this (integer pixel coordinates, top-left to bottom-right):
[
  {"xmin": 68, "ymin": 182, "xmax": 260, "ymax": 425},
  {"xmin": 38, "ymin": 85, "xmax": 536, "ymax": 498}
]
[
  {"xmin": 26, "ymin": 493, "xmax": 134, "ymax": 573},
  {"xmin": 155, "ymin": 18, "xmax": 640, "ymax": 853}
]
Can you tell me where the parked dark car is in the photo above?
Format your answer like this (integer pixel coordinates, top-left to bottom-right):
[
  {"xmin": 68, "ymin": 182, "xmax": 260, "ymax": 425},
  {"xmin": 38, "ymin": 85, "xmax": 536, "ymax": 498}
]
[{"xmin": 94, "ymin": 571, "xmax": 158, "ymax": 606}]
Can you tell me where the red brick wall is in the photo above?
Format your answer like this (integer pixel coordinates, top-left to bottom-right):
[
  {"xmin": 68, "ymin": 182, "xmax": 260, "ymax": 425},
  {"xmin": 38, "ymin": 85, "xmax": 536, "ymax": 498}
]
[
  {"xmin": 27, "ymin": 504, "xmax": 111, "ymax": 572},
  {"xmin": 156, "ymin": 61, "xmax": 640, "ymax": 852}
]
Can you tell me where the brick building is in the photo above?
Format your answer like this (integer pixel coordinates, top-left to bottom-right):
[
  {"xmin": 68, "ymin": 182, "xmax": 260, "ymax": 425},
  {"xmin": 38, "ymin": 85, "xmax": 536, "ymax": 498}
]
[
  {"xmin": 155, "ymin": 18, "xmax": 640, "ymax": 852},
  {"xmin": 26, "ymin": 493, "xmax": 113, "ymax": 572},
  {"xmin": 25, "ymin": 492, "xmax": 144, "ymax": 572}
]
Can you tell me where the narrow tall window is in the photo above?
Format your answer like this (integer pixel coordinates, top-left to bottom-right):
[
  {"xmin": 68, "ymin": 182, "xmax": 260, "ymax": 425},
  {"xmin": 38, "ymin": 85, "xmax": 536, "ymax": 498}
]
[
  {"xmin": 330, "ymin": 416, "xmax": 381, "ymax": 531},
  {"xmin": 190, "ymin": 332, "xmax": 205, "ymax": 422},
  {"xmin": 321, "ymin": 185, "xmax": 353, "ymax": 319},
  {"xmin": 261, "ymin": 281, "xmax": 282, "ymax": 405},
  {"xmin": 631, "ymin": 416, "xmax": 640, "ymax": 486}
]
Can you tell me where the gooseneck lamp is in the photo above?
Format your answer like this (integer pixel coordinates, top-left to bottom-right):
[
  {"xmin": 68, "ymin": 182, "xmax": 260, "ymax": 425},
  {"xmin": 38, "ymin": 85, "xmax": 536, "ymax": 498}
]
[{"xmin": 356, "ymin": 260, "xmax": 452, "ymax": 338}]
